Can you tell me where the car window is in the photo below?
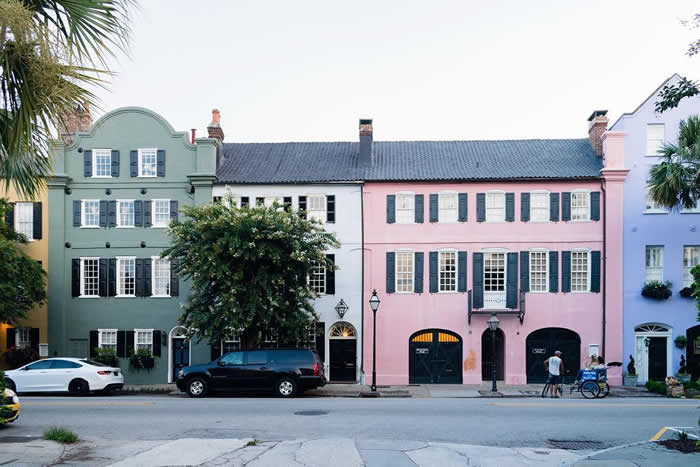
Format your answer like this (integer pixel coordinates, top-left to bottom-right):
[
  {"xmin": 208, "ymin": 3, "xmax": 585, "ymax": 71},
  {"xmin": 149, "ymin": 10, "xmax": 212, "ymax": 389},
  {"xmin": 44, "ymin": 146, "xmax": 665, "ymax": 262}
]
[
  {"xmin": 80, "ymin": 359, "xmax": 107, "ymax": 367},
  {"xmin": 51, "ymin": 360, "xmax": 82, "ymax": 369},
  {"xmin": 220, "ymin": 351, "xmax": 244, "ymax": 365},
  {"xmin": 25, "ymin": 360, "xmax": 53, "ymax": 370},
  {"xmin": 247, "ymin": 351, "xmax": 267, "ymax": 365},
  {"xmin": 269, "ymin": 350, "xmax": 305, "ymax": 364}
]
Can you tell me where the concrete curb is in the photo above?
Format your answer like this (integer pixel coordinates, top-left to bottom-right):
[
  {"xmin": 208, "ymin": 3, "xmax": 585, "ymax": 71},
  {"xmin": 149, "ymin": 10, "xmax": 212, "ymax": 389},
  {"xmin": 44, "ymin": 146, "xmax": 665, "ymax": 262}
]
[{"xmin": 561, "ymin": 440, "xmax": 659, "ymax": 467}]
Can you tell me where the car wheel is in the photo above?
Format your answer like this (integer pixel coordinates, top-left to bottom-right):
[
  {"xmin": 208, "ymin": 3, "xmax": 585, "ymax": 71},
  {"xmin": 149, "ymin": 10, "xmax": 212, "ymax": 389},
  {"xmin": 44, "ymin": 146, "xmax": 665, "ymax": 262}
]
[
  {"xmin": 4, "ymin": 378, "xmax": 16, "ymax": 392},
  {"xmin": 276, "ymin": 378, "xmax": 297, "ymax": 398},
  {"xmin": 68, "ymin": 378, "xmax": 90, "ymax": 396},
  {"xmin": 186, "ymin": 377, "xmax": 208, "ymax": 398}
]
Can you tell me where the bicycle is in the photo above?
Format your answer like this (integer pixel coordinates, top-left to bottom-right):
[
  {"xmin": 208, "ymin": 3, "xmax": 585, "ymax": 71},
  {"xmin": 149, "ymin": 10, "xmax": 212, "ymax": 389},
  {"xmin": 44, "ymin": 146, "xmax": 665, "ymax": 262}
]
[
  {"xmin": 542, "ymin": 374, "xmax": 600, "ymax": 399},
  {"xmin": 541, "ymin": 374, "xmax": 564, "ymax": 398}
]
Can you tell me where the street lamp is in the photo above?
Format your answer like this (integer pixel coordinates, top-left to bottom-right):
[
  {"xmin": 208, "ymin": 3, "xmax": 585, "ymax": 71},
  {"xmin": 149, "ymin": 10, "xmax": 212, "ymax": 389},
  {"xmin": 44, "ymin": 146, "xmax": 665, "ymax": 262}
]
[
  {"xmin": 487, "ymin": 313, "xmax": 500, "ymax": 393},
  {"xmin": 369, "ymin": 290, "xmax": 381, "ymax": 392}
]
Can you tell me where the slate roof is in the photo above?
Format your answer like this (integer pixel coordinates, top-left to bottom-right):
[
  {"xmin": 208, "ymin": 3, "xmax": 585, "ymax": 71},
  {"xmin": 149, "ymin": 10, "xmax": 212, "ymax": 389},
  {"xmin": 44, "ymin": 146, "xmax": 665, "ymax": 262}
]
[{"xmin": 216, "ymin": 139, "xmax": 602, "ymax": 184}]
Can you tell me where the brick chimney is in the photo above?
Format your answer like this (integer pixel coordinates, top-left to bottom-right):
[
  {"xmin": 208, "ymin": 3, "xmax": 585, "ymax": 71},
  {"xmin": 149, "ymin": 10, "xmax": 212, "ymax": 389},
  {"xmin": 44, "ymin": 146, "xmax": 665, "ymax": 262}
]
[
  {"xmin": 207, "ymin": 108, "xmax": 225, "ymax": 143},
  {"xmin": 359, "ymin": 119, "xmax": 373, "ymax": 167},
  {"xmin": 59, "ymin": 103, "xmax": 92, "ymax": 145},
  {"xmin": 587, "ymin": 110, "xmax": 608, "ymax": 157}
]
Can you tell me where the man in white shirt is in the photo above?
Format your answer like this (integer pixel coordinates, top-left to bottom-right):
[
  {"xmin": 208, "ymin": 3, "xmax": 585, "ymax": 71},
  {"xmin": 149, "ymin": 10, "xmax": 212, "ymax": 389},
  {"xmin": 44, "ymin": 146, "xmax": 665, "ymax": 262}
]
[{"xmin": 544, "ymin": 350, "xmax": 564, "ymax": 398}]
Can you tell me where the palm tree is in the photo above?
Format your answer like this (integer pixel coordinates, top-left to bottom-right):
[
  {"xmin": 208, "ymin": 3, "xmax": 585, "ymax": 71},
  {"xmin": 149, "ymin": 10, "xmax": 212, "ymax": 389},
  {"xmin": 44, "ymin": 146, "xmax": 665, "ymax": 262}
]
[
  {"xmin": 648, "ymin": 115, "xmax": 700, "ymax": 209},
  {"xmin": 1, "ymin": 0, "xmax": 134, "ymax": 198}
]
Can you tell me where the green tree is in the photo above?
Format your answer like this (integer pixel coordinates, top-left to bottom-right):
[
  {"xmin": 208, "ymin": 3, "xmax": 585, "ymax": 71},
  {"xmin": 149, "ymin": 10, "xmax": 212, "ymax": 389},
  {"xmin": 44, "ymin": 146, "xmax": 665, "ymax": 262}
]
[
  {"xmin": 1, "ymin": 0, "xmax": 134, "ymax": 198},
  {"xmin": 163, "ymin": 200, "xmax": 340, "ymax": 348},
  {"xmin": 655, "ymin": 14, "xmax": 699, "ymax": 113},
  {"xmin": 691, "ymin": 264, "xmax": 700, "ymax": 321}
]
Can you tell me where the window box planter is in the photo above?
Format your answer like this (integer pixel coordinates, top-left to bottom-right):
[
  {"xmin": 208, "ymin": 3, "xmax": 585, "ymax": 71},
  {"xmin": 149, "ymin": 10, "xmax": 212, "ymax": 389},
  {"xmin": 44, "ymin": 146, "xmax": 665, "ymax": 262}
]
[
  {"xmin": 93, "ymin": 348, "xmax": 119, "ymax": 367},
  {"xmin": 129, "ymin": 350, "xmax": 155, "ymax": 370},
  {"xmin": 641, "ymin": 281, "xmax": 672, "ymax": 300},
  {"xmin": 679, "ymin": 287, "xmax": 693, "ymax": 298}
]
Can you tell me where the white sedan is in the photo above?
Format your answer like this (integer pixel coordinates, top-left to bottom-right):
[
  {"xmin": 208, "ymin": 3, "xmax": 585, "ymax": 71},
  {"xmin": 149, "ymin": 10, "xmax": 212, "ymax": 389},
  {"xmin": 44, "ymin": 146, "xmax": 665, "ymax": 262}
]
[{"xmin": 4, "ymin": 358, "xmax": 124, "ymax": 395}]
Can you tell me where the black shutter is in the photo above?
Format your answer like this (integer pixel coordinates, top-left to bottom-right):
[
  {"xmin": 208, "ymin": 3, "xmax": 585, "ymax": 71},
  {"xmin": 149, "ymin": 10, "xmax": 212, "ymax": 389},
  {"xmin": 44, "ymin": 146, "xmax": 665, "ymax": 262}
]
[
  {"xmin": 326, "ymin": 195, "xmax": 335, "ymax": 223},
  {"xmin": 72, "ymin": 259, "xmax": 80, "ymax": 297},
  {"xmin": 6, "ymin": 328, "xmax": 15, "ymax": 349},
  {"xmin": 130, "ymin": 150, "xmax": 138, "ymax": 177},
  {"xmin": 256, "ymin": 197, "xmax": 264, "ymax": 206},
  {"xmin": 84, "ymin": 150, "xmax": 92, "ymax": 177},
  {"xmin": 99, "ymin": 258, "xmax": 108, "ymax": 297},
  {"xmin": 298, "ymin": 196, "xmax": 307, "ymax": 219},
  {"xmin": 414, "ymin": 252, "xmax": 424, "ymax": 293},
  {"xmin": 108, "ymin": 259, "xmax": 117, "ymax": 296},
  {"xmin": 386, "ymin": 252, "xmax": 396, "ymax": 293},
  {"xmin": 135, "ymin": 258, "xmax": 145, "ymax": 297},
  {"xmin": 561, "ymin": 251, "xmax": 571, "ymax": 293},
  {"xmin": 549, "ymin": 251, "xmax": 558, "ymax": 293},
  {"xmin": 153, "ymin": 331, "xmax": 162, "ymax": 357},
  {"xmin": 505, "ymin": 193, "xmax": 515, "ymax": 222},
  {"xmin": 144, "ymin": 200, "xmax": 152, "ymax": 227},
  {"xmin": 386, "ymin": 195, "xmax": 395, "ymax": 223},
  {"xmin": 562, "ymin": 192, "xmax": 571, "ymax": 221},
  {"xmin": 170, "ymin": 259, "xmax": 179, "ymax": 296},
  {"xmin": 134, "ymin": 200, "xmax": 143, "ymax": 227},
  {"xmin": 520, "ymin": 251, "xmax": 530, "ymax": 293},
  {"xmin": 108, "ymin": 200, "xmax": 117, "ymax": 227},
  {"xmin": 241, "ymin": 197, "xmax": 249, "ymax": 208},
  {"xmin": 506, "ymin": 252, "xmax": 518, "ymax": 308},
  {"xmin": 4, "ymin": 202, "xmax": 13, "ymax": 229},
  {"xmin": 325, "ymin": 254, "xmax": 335, "ymax": 295},
  {"xmin": 126, "ymin": 331, "xmax": 135, "ymax": 355},
  {"xmin": 521, "ymin": 193, "xmax": 530, "ymax": 222},
  {"xmin": 157, "ymin": 149, "xmax": 166, "ymax": 177},
  {"xmin": 111, "ymin": 150, "xmax": 120, "ymax": 177},
  {"xmin": 591, "ymin": 192, "xmax": 601, "ymax": 221},
  {"xmin": 170, "ymin": 200, "xmax": 178, "ymax": 222},
  {"xmin": 144, "ymin": 258, "xmax": 152, "ymax": 297},
  {"xmin": 458, "ymin": 193, "xmax": 468, "ymax": 222},
  {"xmin": 283, "ymin": 196, "xmax": 292, "ymax": 212},
  {"xmin": 30, "ymin": 327, "xmax": 40, "ymax": 353},
  {"xmin": 458, "ymin": 251, "xmax": 467, "ymax": 292},
  {"xmin": 429, "ymin": 251, "xmax": 438, "ymax": 293},
  {"xmin": 73, "ymin": 200, "xmax": 81, "ymax": 227},
  {"xmin": 476, "ymin": 193, "xmax": 486, "ymax": 222},
  {"xmin": 32, "ymin": 202, "xmax": 42, "ymax": 239},
  {"xmin": 117, "ymin": 330, "xmax": 126, "ymax": 357},
  {"xmin": 429, "ymin": 194, "xmax": 438, "ymax": 222},
  {"xmin": 211, "ymin": 342, "xmax": 222, "ymax": 361},
  {"xmin": 414, "ymin": 194, "xmax": 424, "ymax": 223},
  {"xmin": 89, "ymin": 330, "xmax": 98, "ymax": 358},
  {"xmin": 591, "ymin": 250, "xmax": 601, "ymax": 292},
  {"xmin": 550, "ymin": 193, "xmax": 560, "ymax": 222},
  {"xmin": 473, "ymin": 253, "xmax": 484, "ymax": 308},
  {"xmin": 99, "ymin": 200, "xmax": 107, "ymax": 227}
]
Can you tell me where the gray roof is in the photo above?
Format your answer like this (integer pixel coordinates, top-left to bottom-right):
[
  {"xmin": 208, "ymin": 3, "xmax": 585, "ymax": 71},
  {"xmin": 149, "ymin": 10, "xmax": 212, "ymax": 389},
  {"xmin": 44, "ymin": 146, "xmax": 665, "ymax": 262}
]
[{"xmin": 217, "ymin": 139, "xmax": 602, "ymax": 184}]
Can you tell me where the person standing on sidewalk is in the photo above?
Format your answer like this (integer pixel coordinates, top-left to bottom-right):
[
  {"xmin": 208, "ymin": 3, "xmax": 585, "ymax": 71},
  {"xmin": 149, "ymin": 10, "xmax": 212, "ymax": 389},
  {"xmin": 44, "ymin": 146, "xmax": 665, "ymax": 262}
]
[{"xmin": 544, "ymin": 351, "xmax": 564, "ymax": 398}]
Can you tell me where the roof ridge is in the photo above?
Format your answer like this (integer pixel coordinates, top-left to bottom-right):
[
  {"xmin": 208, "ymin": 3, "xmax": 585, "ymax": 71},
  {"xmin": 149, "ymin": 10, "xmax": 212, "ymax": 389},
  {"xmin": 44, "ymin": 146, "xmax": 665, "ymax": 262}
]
[{"xmin": 222, "ymin": 138, "xmax": 589, "ymax": 145}]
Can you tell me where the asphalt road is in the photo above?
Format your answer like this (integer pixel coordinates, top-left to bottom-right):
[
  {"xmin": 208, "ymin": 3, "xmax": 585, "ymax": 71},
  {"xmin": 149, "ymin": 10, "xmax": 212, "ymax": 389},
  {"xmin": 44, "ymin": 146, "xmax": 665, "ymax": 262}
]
[{"xmin": 4, "ymin": 395, "xmax": 699, "ymax": 449}]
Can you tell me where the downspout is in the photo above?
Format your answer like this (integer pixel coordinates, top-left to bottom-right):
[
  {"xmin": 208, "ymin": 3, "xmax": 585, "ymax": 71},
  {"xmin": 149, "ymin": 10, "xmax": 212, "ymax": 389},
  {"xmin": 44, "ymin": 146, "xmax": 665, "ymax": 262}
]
[
  {"xmin": 601, "ymin": 178, "xmax": 607, "ymax": 359},
  {"xmin": 360, "ymin": 183, "xmax": 365, "ymax": 378}
]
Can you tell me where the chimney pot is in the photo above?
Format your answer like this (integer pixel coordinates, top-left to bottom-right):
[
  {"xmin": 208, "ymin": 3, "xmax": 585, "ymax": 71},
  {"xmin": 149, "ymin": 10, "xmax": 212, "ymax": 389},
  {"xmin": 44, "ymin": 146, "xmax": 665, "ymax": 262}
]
[
  {"xmin": 207, "ymin": 109, "xmax": 224, "ymax": 143},
  {"xmin": 587, "ymin": 110, "xmax": 608, "ymax": 157}
]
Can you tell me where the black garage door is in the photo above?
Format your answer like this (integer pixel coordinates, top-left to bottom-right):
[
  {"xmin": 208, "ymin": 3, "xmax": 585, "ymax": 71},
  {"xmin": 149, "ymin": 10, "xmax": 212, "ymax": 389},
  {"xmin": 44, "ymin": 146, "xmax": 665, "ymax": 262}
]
[
  {"xmin": 526, "ymin": 328, "xmax": 580, "ymax": 383},
  {"xmin": 409, "ymin": 329, "xmax": 462, "ymax": 384}
]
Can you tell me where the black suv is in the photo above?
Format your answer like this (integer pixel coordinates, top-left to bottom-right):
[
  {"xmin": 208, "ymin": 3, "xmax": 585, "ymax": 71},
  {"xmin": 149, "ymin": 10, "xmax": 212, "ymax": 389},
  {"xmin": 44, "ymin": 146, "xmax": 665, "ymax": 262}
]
[{"xmin": 176, "ymin": 349, "xmax": 326, "ymax": 398}]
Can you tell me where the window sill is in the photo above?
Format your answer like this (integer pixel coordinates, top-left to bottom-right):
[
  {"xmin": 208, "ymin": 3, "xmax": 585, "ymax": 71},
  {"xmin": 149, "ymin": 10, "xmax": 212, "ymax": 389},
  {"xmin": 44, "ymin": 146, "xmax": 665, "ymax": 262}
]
[
  {"xmin": 568, "ymin": 219, "xmax": 591, "ymax": 223},
  {"xmin": 115, "ymin": 295, "xmax": 136, "ymax": 298},
  {"xmin": 137, "ymin": 175, "xmax": 157, "ymax": 178},
  {"xmin": 643, "ymin": 210, "xmax": 668, "ymax": 215},
  {"xmin": 91, "ymin": 175, "xmax": 112, "ymax": 179},
  {"xmin": 116, "ymin": 226, "xmax": 135, "ymax": 229},
  {"xmin": 528, "ymin": 220, "xmax": 552, "ymax": 224},
  {"xmin": 78, "ymin": 295, "xmax": 100, "ymax": 299},
  {"xmin": 395, "ymin": 291, "xmax": 415, "ymax": 294},
  {"xmin": 437, "ymin": 290, "xmax": 459, "ymax": 294},
  {"xmin": 80, "ymin": 226, "xmax": 101, "ymax": 229},
  {"xmin": 680, "ymin": 211, "xmax": 700, "ymax": 215},
  {"xmin": 150, "ymin": 295, "xmax": 171, "ymax": 298},
  {"xmin": 528, "ymin": 290, "xmax": 549, "ymax": 294},
  {"xmin": 569, "ymin": 290, "xmax": 591, "ymax": 294}
]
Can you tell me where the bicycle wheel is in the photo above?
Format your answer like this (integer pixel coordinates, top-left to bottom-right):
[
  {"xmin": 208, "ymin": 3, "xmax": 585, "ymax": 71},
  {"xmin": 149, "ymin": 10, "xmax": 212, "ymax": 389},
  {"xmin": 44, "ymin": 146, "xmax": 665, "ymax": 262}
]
[
  {"xmin": 541, "ymin": 383, "xmax": 551, "ymax": 398},
  {"xmin": 581, "ymin": 381, "xmax": 600, "ymax": 399},
  {"xmin": 596, "ymin": 382, "xmax": 610, "ymax": 398}
]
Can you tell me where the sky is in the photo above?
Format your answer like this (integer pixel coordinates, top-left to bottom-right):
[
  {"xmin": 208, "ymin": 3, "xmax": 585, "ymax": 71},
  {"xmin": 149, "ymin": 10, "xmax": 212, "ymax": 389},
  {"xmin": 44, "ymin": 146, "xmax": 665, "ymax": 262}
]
[{"xmin": 94, "ymin": 0, "xmax": 700, "ymax": 143}]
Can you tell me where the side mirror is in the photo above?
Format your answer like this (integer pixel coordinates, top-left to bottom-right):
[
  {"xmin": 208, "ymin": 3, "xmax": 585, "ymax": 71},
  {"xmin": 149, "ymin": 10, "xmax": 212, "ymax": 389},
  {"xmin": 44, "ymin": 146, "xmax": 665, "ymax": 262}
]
[{"xmin": 217, "ymin": 359, "xmax": 226, "ymax": 367}]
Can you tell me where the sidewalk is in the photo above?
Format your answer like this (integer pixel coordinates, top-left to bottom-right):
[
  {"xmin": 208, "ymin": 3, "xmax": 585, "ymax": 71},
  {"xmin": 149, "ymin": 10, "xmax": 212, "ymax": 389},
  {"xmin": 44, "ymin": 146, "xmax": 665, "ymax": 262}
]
[{"xmin": 571, "ymin": 441, "xmax": 699, "ymax": 466}]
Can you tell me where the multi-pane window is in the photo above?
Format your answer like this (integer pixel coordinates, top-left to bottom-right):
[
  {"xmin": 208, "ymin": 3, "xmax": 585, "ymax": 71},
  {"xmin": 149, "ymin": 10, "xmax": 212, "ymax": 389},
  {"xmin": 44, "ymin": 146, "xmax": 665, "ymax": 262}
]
[
  {"xmin": 264, "ymin": 197, "xmax": 282, "ymax": 208},
  {"xmin": 486, "ymin": 192, "xmax": 505, "ymax": 222},
  {"xmin": 484, "ymin": 253, "xmax": 505, "ymax": 292},
  {"xmin": 93, "ymin": 149, "xmax": 111, "ymax": 177},
  {"xmin": 683, "ymin": 246, "xmax": 699, "ymax": 287},
  {"xmin": 117, "ymin": 257, "xmax": 136, "ymax": 296},
  {"xmin": 396, "ymin": 251, "xmax": 414, "ymax": 293},
  {"xmin": 439, "ymin": 251, "xmax": 457, "ymax": 292},
  {"xmin": 82, "ymin": 200, "xmax": 100, "ymax": 227},
  {"xmin": 135, "ymin": 329, "xmax": 153, "ymax": 353},
  {"xmin": 152, "ymin": 257, "xmax": 170, "ymax": 296},
  {"xmin": 15, "ymin": 328, "xmax": 31, "ymax": 349},
  {"xmin": 530, "ymin": 192, "xmax": 549, "ymax": 222},
  {"xmin": 264, "ymin": 329, "xmax": 278, "ymax": 345},
  {"xmin": 396, "ymin": 194, "xmax": 414, "ymax": 223},
  {"xmin": 117, "ymin": 200, "xmax": 135, "ymax": 227},
  {"xmin": 80, "ymin": 258, "xmax": 99, "ymax": 297},
  {"xmin": 646, "ymin": 124, "xmax": 664, "ymax": 156},
  {"xmin": 152, "ymin": 200, "xmax": 170, "ymax": 227},
  {"xmin": 645, "ymin": 246, "xmax": 664, "ymax": 282},
  {"xmin": 309, "ymin": 260, "xmax": 326, "ymax": 294},
  {"xmin": 439, "ymin": 193, "xmax": 458, "ymax": 222},
  {"xmin": 529, "ymin": 251, "xmax": 548, "ymax": 292},
  {"xmin": 645, "ymin": 188, "xmax": 667, "ymax": 213},
  {"xmin": 571, "ymin": 251, "xmax": 590, "ymax": 292},
  {"xmin": 571, "ymin": 192, "xmax": 590, "ymax": 221},
  {"xmin": 138, "ymin": 148, "xmax": 157, "ymax": 177},
  {"xmin": 222, "ymin": 333, "xmax": 241, "ymax": 353},
  {"xmin": 98, "ymin": 329, "xmax": 117, "ymax": 351},
  {"xmin": 14, "ymin": 202, "xmax": 33, "ymax": 238},
  {"xmin": 307, "ymin": 195, "xmax": 326, "ymax": 222}
]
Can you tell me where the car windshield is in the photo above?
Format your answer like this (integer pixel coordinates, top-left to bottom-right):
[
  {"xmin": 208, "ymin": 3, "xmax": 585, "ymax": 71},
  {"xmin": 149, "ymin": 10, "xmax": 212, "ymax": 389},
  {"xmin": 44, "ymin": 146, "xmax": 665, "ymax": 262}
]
[{"xmin": 80, "ymin": 359, "xmax": 107, "ymax": 367}]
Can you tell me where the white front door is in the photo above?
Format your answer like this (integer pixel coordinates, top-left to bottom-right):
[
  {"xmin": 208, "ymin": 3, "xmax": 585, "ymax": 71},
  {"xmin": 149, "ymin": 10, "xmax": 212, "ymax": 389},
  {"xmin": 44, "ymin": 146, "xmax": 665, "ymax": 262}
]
[{"xmin": 635, "ymin": 336, "xmax": 649, "ymax": 384}]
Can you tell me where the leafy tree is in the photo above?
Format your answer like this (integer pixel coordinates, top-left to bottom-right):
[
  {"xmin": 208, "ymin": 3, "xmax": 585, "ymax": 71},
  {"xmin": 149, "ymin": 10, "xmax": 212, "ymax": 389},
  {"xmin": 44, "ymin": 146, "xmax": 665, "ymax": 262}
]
[
  {"xmin": 655, "ymin": 14, "xmax": 699, "ymax": 113},
  {"xmin": 163, "ymin": 200, "xmax": 340, "ymax": 348},
  {"xmin": 1, "ymin": 0, "xmax": 134, "ymax": 198},
  {"xmin": 690, "ymin": 264, "xmax": 700, "ymax": 321}
]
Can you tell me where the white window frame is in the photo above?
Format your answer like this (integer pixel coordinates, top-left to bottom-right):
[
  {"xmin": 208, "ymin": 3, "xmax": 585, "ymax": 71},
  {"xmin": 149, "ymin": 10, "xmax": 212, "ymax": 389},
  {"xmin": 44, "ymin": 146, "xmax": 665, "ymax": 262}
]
[
  {"xmin": 395, "ymin": 192, "xmax": 415, "ymax": 224},
  {"xmin": 151, "ymin": 256, "xmax": 171, "ymax": 297},
  {"xmin": 529, "ymin": 190, "xmax": 550, "ymax": 223},
  {"xmin": 116, "ymin": 256, "xmax": 136, "ymax": 298},
  {"xmin": 81, "ymin": 199, "xmax": 101, "ymax": 228},
  {"xmin": 221, "ymin": 332, "xmax": 241, "ymax": 353},
  {"xmin": 263, "ymin": 329, "xmax": 278, "ymax": 344},
  {"xmin": 14, "ymin": 201, "xmax": 34, "ymax": 240},
  {"xmin": 137, "ymin": 148, "xmax": 158, "ymax": 178},
  {"xmin": 680, "ymin": 198, "xmax": 700, "ymax": 214},
  {"xmin": 438, "ymin": 191, "xmax": 458, "ymax": 223},
  {"xmin": 134, "ymin": 329, "xmax": 154, "ymax": 354},
  {"xmin": 570, "ymin": 189, "xmax": 591, "ymax": 222},
  {"xmin": 98, "ymin": 329, "xmax": 118, "ymax": 351},
  {"xmin": 482, "ymin": 248, "xmax": 507, "ymax": 309},
  {"xmin": 15, "ymin": 327, "xmax": 31, "ymax": 349},
  {"xmin": 306, "ymin": 194, "xmax": 327, "ymax": 223},
  {"xmin": 485, "ymin": 190, "xmax": 505, "ymax": 223},
  {"xmin": 683, "ymin": 246, "xmax": 700, "ymax": 288},
  {"xmin": 395, "ymin": 249, "xmax": 414, "ymax": 293},
  {"xmin": 645, "ymin": 245, "xmax": 664, "ymax": 283},
  {"xmin": 79, "ymin": 257, "xmax": 100, "ymax": 298},
  {"xmin": 92, "ymin": 148, "xmax": 112, "ymax": 178},
  {"xmin": 309, "ymin": 258, "xmax": 326, "ymax": 295},
  {"xmin": 116, "ymin": 199, "xmax": 135, "ymax": 228},
  {"xmin": 570, "ymin": 248, "xmax": 591, "ymax": 293},
  {"xmin": 646, "ymin": 124, "xmax": 665, "ymax": 157},
  {"xmin": 644, "ymin": 188, "xmax": 668, "ymax": 214},
  {"xmin": 529, "ymin": 248, "xmax": 549, "ymax": 293},
  {"xmin": 438, "ymin": 249, "xmax": 458, "ymax": 293},
  {"xmin": 151, "ymin": 199, "xmax": 171, "ymax": 228}
]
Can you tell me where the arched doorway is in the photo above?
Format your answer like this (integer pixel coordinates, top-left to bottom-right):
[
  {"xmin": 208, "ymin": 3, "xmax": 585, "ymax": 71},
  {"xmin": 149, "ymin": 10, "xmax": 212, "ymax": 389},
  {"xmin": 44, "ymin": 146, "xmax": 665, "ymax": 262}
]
[
  {"xmin": 687, "ymin": 324, "xmax": 700, "ymax": 382},
  {"xmin": 481, "ymin": 328, "xmax": 505, "ymax": 380},
  {"xmin": 168, "ymin": 326, "xmax": 190, "ymax": 383},
  {"xmin": 409, "ymin": 329, "xmax": 462, "ymax": 384},
  {"xmin": 634, "ymin": 323, "xmax": 672, "ymax": 384},
  {"xmin": 328, "ymin": 322, "xmax": 357, "ymax": 382},
  {"xmin": 526, "ymin": 328, "xmax": 580, "ymax": 383}
]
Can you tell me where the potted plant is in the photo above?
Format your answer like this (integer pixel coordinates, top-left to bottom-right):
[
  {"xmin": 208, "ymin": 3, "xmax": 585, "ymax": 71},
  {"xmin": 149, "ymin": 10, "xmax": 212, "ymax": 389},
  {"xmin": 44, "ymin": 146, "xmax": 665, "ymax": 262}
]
[
  {"xmin": 641, "ymin": 281, "xmax": 672, "ymax": 300},
  {"xmin": 129, "ymin": 348, "xmax": 154, "ymax": 370},
  {"xmin": 674, "ymin": 335, "xmax": 688, "ymax": 349},
  {"xmin": 623, "ymin": 355, "xmax": 638, "ymax": 387},
  {"xmin": 677, "ymin": 355, "xmax": 691, "ymax": 384},
  {"xmin": 93, "ymin": 347, "xmax": 119, "ymax": 367},
  {"xmin": 679, "ymin": 287, "xmax": 693, "ymax": 298}
]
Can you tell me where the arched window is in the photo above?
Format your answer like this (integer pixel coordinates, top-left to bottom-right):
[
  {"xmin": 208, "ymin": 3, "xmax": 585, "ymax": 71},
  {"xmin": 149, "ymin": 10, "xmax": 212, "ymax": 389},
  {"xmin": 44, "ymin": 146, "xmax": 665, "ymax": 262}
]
[{"xmin": 329, "ymin": 322, "xmax": 356, "ymax": 338}]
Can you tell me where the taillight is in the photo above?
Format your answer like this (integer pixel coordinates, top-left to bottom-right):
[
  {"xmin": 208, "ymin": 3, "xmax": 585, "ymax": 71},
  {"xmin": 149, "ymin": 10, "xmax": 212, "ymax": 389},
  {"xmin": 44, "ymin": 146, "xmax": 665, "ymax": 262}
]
[
  {"xmin": 313, "ymin": 363, "xmax": 319, "ymax": 376},
  {"xmin": 97, "ymin": 371, "xmax": 111, "ymax": 375}
]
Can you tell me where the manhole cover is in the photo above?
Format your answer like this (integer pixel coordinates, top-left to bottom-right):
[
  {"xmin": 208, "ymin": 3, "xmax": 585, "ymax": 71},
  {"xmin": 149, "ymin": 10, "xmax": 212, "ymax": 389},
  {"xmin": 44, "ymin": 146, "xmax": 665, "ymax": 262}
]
[
  {"xmin": 546, "ymin": 440, "xmax": 606, "ymax": 450},
  {"xmin": 294, "ymin": 410, "xmax": 328, "ymax": 416},
  {"xmin": 0, "ymin": 436, "xmax": 41, "ymax": 443}
]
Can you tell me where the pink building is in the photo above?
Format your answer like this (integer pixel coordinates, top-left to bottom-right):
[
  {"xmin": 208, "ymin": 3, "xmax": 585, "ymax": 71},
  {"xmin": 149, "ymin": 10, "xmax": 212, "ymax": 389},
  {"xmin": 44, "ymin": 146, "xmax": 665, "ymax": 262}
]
[{"xmin": 361, "ymin": 115, "xmax": 627, "ymax": 386}]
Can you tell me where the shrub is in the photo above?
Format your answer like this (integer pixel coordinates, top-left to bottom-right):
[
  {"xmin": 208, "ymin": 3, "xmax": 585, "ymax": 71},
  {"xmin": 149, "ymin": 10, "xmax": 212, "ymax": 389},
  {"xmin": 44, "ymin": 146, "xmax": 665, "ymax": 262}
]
[
  {"xmin": 3, "ymin": 346, "xmax": 39, "ymax": 369},
  {"xmin": 646, "ymin": 380, "xmax": 666, "ymax": 394},
  {"xmin": 626, "ymin": 355, "xmax": 636, "ymax": 376},
  {"xmin": 43, "ymin": 426, "xmax": 79, "ymax": 444},
  {"xmin": 129, "ymin": 348, "xmax": 154, "ymax": 370},
  {"xmin": 641, "ymin": 281, "xmax": 672, "ymax": 300},
  {"xmin": 93, "ymin": 347, "xmax": 119, "ymax": 367},
  {"xmin": 680, "ymin": 287, "xmax": 693, "ymax": 298},
  {"xmin": 675, "ymin": 335, "xmax": 688, "ymax": 349}
]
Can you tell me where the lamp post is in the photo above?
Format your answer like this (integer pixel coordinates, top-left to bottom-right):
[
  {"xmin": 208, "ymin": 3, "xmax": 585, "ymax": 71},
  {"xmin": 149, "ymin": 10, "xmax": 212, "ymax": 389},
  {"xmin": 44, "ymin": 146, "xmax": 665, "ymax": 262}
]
[
  {"xmin": 487, "ymin": 313, "xmax": 500, "ymax": 392},
  {"xmin": 369, "ymin": 289, "xmax": 381, "ymax": 392}
]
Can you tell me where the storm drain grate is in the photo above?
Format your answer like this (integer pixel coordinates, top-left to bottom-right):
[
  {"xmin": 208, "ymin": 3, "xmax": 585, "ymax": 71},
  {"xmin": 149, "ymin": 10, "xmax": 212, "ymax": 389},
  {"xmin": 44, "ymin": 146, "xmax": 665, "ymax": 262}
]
[
  {"xmin": 546, "ymin": 440, "xmax": 606, "ymax": 450},
  {"xmin": 294, "ymin": 410, "xmax": 328, "ymax": 416}
]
